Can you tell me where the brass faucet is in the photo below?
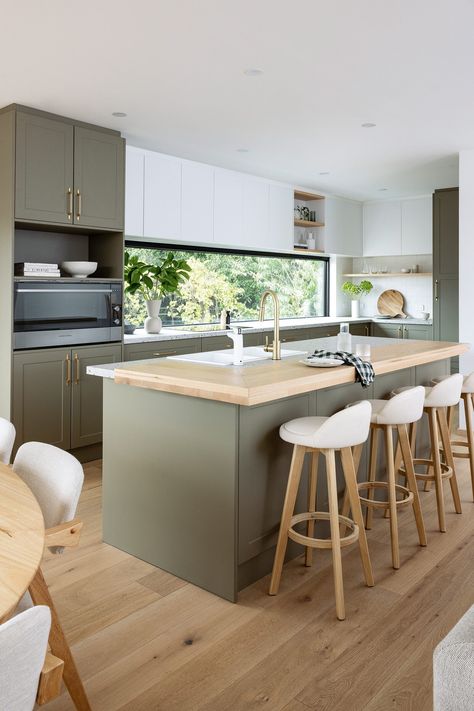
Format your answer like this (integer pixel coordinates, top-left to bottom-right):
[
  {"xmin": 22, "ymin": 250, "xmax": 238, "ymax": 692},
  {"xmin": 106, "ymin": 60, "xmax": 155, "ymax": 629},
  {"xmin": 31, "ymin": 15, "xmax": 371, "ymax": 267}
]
[{"xmin": 258, "ymin": 290, "xmax": 281, "ymax": 360}]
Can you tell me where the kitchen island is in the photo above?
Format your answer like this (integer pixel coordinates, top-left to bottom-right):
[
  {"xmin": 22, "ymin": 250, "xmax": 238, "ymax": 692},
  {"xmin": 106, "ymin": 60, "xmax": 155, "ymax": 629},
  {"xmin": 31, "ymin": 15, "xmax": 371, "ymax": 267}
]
[{"xmin": 91, "ymin": 336, "xmax": 467, "ymax": 601}]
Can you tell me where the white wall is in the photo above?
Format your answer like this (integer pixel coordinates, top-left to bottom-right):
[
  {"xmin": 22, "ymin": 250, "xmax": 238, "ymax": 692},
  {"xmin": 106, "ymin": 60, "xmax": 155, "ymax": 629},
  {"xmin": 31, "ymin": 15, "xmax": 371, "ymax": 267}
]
[{"xmin": 330, "ymin": 257, "xmax": 353, "ymax": 316}]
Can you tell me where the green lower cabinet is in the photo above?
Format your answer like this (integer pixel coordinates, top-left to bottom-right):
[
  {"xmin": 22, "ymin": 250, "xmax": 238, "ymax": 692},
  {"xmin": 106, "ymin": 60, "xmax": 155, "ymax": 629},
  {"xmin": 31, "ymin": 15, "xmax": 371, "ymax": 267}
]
[
  {"xmin": 124, "ymin": 338, "xmax": 200, "ymax": 361},
  {"xmin": 402, "ymin": 325, "xmax": 433, "ymax": 340},
  {"xmin": 349, "ymin": 323, "xmax": 371, "ymax": 337},
  {"xmin": 372, "ymin": 323, "xmax": 404, "ymax": 338}
]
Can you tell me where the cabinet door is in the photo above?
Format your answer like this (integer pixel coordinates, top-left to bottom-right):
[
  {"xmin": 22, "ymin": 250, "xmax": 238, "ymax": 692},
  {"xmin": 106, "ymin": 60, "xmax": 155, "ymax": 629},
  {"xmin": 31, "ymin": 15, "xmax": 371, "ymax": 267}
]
[
  {"xmin": 73, "ymin": 127, "xmax": 125, "ymax": 230},
  {"xmin": 372, "ymin": 323, "xmax": 403, "ymax": 338},
  {"xmin": 125, "ymin": 146, "xmax": 145, "ymax": 237},
  {"xmin": 15, "ymin": 112, "xmax": 74, "ymax": 224},
  {"xmin": 144, "ymin": 152, "xmax": 182, "ymax": 240},
  {"xmin": 363, "ymin": 201, "xmax": 401, "ymax": 256},
  {"xmin": 213, "ymin": 169, "xmax": 244, "ymax": 246},
  {"xmin": 181, "ymin": 160, "xmax": 214, "ymax": 243},
  {"xmin": 242, "ymin": 177, "xmax": 269, "ymax": 249},
  {"xmin": 269, "ymin": 184, "xmax": 293, "ymax": 251},
  {"xmin": 70, "ymin": 344, "xmax": 122, "ymax": 449},
  {"xmin": 325, "ymin": 197, "xmax": 363, "ymax": 256},
  {"xmin": 13, "ymin": 348, "xmax": 71, "ymax": 450},
  {"xmin": 350, "ymin": 323, "xmax": 371, "ymax": 336},
  {"xmin": 401, "ymin": 196, "xmax": 432, "ymax": 255},
  {"xmin": 402, "ymin": 325, "xmax": 432, "ymax": 340},
  {"xmin": 433, "ymin": 189, "xmax": 458, "ymax": 278},
  {"xmin": 201, "ymin": 335, "xmax": 234, "ymax": 352},
  {"xmin": 124, "ymin": 338, "xmax": 200, "ymax": 361}
]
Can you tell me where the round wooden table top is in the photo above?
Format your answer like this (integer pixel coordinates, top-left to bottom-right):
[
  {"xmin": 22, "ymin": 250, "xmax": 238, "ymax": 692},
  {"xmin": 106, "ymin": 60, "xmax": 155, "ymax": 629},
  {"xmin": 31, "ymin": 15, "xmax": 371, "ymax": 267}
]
[{"xmin": 0, "ymin": 461, "xmax": 44, "ymax": 621}]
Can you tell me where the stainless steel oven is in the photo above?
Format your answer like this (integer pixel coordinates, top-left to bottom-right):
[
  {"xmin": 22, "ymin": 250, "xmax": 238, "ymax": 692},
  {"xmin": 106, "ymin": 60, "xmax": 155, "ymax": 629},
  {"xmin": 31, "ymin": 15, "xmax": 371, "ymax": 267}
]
[{"xmin": 14, "ymin": 281, "xmax": 122, "ymax": 349}]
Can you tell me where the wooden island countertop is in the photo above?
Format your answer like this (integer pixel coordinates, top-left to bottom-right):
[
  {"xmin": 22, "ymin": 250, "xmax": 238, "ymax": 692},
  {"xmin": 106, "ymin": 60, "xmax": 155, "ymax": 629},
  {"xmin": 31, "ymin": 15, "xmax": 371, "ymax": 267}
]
[{"xmin": 113, "ymin": 339, "xmax": 468, "ymax": 407}]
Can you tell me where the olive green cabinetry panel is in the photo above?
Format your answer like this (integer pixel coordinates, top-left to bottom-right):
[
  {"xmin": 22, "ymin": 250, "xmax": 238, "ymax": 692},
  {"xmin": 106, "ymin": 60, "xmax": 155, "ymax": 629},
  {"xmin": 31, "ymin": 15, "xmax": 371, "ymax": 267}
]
[
  {"xmin": 433, "ymin": 188, "xmax": 458, "ymax": 372},
  {"xmin": 124, "ymin": 338, "xmax": 200, "ymax": 361},
  {"xmin": 372, "ymin": 323, "xmax": 403, "ymax": 339},
  {"xmin": 349, "ymin": 323, "xmax": 371, "ymax": 336},
  {"xmin": 402, "ymin": 324, "xmax": 432, "ymax": 340}
]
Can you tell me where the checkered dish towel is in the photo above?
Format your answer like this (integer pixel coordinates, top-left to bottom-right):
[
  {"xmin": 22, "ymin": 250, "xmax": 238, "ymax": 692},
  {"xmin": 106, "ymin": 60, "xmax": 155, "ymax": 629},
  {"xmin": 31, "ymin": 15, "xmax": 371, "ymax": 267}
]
[{"xmin": 310, "ymin": 350, "xmax": 375, "ymax": 388}]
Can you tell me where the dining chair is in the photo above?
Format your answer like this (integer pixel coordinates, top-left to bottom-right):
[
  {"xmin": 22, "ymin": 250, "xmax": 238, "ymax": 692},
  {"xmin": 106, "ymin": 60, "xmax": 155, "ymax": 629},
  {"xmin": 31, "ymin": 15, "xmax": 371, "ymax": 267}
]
[{"xmin": 0, "ymin": 416, "xmax": 15, "ymax": 464}]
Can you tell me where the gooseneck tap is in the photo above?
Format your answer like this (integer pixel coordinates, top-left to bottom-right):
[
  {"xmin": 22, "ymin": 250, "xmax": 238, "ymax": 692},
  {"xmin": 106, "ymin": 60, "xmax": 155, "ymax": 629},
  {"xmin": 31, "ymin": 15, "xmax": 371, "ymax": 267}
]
[{"xmin": 258, "ymin": 290, "xmax": 281, "ymax": 360}]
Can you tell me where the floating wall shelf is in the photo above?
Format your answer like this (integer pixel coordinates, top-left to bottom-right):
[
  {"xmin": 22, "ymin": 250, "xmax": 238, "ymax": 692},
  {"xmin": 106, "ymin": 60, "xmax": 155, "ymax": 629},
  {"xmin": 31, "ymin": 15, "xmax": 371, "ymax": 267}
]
[
  {"xmin": 294, "ymin": 219, "xmax": 325, "ymax": 228},
  {"xmin": 344, "ymin": 272, "xmax": 433, "ymax": 278}
]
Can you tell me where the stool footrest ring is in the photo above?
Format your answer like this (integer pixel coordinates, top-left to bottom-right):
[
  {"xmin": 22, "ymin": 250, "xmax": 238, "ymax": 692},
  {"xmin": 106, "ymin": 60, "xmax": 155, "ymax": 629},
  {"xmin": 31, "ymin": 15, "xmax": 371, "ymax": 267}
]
[
  {"xmin": 288, "ymin": 511, "xmax": 358, "ymax": 549},
  {"xmin": 357, "ymin": 481, "xmax": 413, "ymax": 509},
  {"xmin": 398, "ymin": 458, "xmax": 452, "ymax": 481}
]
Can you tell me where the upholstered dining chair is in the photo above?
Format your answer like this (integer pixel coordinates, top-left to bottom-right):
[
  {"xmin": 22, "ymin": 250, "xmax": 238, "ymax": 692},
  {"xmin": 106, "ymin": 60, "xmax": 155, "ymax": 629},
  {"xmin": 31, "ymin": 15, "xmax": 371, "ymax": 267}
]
[{"xmin": 0, "ymin": 416, "xmax": 15, "ymax": 464}]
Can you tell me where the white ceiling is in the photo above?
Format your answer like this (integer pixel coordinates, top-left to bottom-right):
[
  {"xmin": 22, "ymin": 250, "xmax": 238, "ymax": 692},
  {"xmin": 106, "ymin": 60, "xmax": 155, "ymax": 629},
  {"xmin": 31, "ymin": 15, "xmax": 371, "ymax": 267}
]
[{"xmin": 2, "ymin": 0, "xmax": 472, "ymax": 200}]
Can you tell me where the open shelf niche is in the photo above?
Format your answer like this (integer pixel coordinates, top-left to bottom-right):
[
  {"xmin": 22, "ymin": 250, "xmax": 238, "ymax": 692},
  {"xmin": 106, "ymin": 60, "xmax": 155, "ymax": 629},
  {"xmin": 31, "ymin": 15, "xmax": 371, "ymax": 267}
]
[{"xmin": 293, "ymin": 190, "xmax": 325, "ymax": 253}]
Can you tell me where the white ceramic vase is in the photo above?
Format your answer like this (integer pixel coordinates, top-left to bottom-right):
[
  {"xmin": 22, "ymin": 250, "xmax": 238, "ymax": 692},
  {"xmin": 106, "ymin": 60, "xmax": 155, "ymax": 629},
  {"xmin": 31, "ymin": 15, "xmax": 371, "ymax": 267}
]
[
  {"xmin": 351, "ymin": 299, "xmax": 360, "ymax": 318},
  {"xmin": 144, "ymin": 299, "xmax": 162, "ymax": 334}
]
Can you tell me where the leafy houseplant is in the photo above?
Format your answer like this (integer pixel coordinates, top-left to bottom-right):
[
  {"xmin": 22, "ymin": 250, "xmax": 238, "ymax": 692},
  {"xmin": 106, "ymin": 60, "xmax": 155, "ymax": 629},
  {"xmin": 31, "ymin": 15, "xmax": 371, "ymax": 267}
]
[
  {"xmin": 341, "ymin": 280, "xmax": 373, "ymax": 318},
  {"xmin": 124, "ymin": 251, "xmax": 191, "ymax": 333}
]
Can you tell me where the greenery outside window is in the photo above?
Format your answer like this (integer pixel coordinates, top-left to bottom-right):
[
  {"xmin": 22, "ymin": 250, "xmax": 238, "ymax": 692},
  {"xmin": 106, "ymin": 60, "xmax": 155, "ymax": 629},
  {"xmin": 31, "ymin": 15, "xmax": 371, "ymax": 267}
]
[{"xmin": 124, "ymin": 243, "xmax": 329, "ymax": 328}]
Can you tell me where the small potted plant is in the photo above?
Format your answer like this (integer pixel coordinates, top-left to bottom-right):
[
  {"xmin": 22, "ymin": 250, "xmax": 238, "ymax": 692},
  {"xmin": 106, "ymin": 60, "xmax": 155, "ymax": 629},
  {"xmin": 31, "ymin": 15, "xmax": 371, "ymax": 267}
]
[
  {"xmin": 341, "ymin": 280, "xmax": 373, "ymax": 318},
  {"xmin": 124, "ymin": 252, "xmax": 191, "ymax": 333}
]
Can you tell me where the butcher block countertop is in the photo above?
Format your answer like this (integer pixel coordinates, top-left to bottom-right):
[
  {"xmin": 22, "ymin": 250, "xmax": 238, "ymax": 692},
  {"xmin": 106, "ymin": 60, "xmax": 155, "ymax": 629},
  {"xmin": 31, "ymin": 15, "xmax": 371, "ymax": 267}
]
[{"xmin": 112, "ymin": 338, "xmax": 468, "ymax": 407}]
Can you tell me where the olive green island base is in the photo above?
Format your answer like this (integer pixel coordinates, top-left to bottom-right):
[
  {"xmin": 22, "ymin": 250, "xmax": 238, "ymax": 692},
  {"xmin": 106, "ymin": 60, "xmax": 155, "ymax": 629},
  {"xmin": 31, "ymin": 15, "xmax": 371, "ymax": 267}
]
[{"xmin": 100, "ymin": 350, "xmax": 451, "ymax": 602}]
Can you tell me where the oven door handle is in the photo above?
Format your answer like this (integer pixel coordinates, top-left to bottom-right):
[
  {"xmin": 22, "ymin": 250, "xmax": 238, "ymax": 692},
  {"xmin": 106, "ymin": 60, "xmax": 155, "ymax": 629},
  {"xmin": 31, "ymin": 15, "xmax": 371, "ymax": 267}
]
[{"xmin": 15, "ymin": 289, "xmax": 115, "ymax": 294}]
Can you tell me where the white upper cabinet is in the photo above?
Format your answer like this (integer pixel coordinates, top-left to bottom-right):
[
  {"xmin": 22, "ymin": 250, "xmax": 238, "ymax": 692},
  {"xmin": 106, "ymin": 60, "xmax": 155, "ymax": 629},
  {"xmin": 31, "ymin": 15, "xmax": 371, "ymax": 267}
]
[
  {"xmin": 363, "ymin": 200, "xmax": 402, "ymax": 256},
  {"xmin": 181, "ymin": 160, "xmax": 214, "ymax": 243},
  {"xmin": 325, "ymin": 197, "xmax": 362, "ymax": 256},
  {"xmin": 144, "ymin": 152, "xmax": 182, "ymax": 240},
  {"xmin": 124, "ymin": 146, "xmax": 144, "ymax": 238},
  {"xmin": 401, "ymin": 196, "xmax": 432, "ymax": 254},
  {"xmin": 269, "ymin": 184, "xmax": 293, "ymax": 251},
  {"xmin": 242, "ymin": 177, "xmax": 269, "ymax": 248},
  {"xmin": 213, "ymin": 168, "xmax": 244, "ymax": 246}
]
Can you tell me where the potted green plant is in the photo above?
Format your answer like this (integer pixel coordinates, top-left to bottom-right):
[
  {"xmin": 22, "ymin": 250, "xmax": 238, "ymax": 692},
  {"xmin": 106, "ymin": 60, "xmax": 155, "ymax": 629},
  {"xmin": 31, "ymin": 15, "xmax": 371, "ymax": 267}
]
[
  {"xmin": 124, "ymin": 252, "xmax": 191, "ymax": 333},
  {"xmin": 341, "ymin": 280, "xmax": 373, "ymax": 318}
]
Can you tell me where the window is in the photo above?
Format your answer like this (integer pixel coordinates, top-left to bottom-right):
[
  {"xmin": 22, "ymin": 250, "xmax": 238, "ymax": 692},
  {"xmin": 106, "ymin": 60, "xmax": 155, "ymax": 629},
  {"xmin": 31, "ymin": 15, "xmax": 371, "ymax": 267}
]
[{"xmin": 124, "ymin": 243, "xmax": 329, "ymax": 328}]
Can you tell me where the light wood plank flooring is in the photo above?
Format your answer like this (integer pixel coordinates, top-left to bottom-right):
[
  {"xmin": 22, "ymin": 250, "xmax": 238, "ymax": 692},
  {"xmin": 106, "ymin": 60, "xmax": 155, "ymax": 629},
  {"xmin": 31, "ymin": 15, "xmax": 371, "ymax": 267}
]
[{"xmin": 44, "ymin": 458, "xmax": 474, "ymax": 710}]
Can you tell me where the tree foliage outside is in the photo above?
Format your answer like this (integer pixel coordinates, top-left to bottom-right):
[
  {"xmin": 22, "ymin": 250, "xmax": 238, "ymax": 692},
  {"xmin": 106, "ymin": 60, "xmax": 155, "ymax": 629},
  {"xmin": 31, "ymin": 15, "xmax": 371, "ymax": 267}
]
[{"xmin": 124, "ymin": 247, "xmax": 327, "ymax": 328}]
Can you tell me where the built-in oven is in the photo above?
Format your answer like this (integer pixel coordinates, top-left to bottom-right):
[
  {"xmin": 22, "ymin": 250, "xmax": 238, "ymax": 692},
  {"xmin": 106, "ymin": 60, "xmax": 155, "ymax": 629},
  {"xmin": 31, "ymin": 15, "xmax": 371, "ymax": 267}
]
[{"xmin": 13, "ymin": 281, "xmax": 122, "ymax": 349}]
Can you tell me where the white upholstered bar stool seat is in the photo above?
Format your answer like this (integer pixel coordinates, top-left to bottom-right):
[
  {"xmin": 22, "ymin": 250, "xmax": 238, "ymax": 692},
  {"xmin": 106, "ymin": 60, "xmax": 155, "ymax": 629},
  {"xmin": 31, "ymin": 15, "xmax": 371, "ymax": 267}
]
[
  {"xmin": 270, "ymin": 401, "xmax": 374, "ymax": 621},
  {"xmin": 0, "ymin": 417, "xmax": 15, "ymax": 465},
  {"xmin": 343, "ymin": 387, "xmax": 427, "ymax": 570},
  {"xmin": 391, "ymin": 373, "xmax": 463, "ymax": 532}
]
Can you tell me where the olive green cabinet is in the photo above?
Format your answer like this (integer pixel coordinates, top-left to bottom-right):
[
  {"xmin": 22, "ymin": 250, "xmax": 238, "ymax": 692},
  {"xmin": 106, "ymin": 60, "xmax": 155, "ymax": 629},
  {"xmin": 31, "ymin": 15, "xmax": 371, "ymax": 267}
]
[
  {"xmin": 372, "ymin": 323, "xmax": 404, "ymax": 339},
  {"xmin": 349, "ymin": 323, "xmax": 371, "ymax": 337},
  {"xmin": 433, "ymin": 188, "xmax": 458, "ymax": 372},
  {"xmin": 15, "ymin": 109, "xmax": 124, "ymax": 230},
  {"xmin": 201, "ymin": 332, "xmax": 263, "ymax": 352},
  {"xmin": 124, "ymin": 338, "xmax": 200, "ymax": 361},
  {"xmin": 372, "ymin": 323, "xmax": 432, "ymax": 340},
  {"xmin": 13, "ymin": 343, "xmax": 122, "ymax": 451},
  {"xmin": 401, "ymin": 324, "xmax": 432, "ymax": 340}
]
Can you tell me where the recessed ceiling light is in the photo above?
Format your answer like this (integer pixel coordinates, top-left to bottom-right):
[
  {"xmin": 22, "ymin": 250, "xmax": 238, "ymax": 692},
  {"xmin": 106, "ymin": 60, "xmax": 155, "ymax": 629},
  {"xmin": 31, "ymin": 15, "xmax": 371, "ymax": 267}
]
[
  {"xmin": 243, "ymin": 68, "xmax": 263, "ymax": 77},
  {"xmin": 361, "ymin": 122, "xmax": 376, "ymax": 128},
  {"xmin": 378, "ymin": 188, "xmax": 388, "ymax": 191},
  {"xmin": 236, "ymin": 148, "xmax": 249, "ymax": 153},
  {"xmin": 112, "ymin": 112, "xmax": 127, "ymax": 117},
  {"xmin": 319, "ymin": 171, "xmax": 330, "ymax": 176}
]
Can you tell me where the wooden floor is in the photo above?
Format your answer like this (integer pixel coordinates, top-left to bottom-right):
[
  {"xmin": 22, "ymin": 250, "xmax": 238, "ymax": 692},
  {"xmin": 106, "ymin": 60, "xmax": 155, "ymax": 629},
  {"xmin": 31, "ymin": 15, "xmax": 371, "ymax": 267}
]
[{"xmin": 44, "ymin": 458, "xmax": 474, "ymax": 711}]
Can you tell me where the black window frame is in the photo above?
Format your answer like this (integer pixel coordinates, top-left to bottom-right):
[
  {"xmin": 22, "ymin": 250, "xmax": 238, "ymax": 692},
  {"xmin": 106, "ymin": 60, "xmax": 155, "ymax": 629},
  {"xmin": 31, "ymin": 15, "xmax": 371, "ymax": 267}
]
[{"xmin": 124, "ymin": 240, "xmax": 330, "ymax": 321}]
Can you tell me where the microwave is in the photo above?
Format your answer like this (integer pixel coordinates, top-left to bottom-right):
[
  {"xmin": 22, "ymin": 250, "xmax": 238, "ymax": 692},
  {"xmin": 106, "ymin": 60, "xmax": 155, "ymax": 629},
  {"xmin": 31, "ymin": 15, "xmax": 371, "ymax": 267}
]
[{"xmin": 13, "ymin": 281, "xmax": 122, "ymax": 350}]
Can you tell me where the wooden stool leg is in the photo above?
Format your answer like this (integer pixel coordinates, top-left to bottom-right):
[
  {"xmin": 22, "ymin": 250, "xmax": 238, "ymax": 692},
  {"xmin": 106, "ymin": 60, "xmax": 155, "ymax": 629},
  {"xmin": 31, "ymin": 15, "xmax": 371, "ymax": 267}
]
[
  {"xmin": 428, "ymin": 408, "xmax": 446, "ymax": 532},
  {"xmin": 384, "ymin": 426, "xmax": 400, "ymax": 569},
  {"xmin": 269, "ymin": 445, "xmax": 306, "ymax": 595},
  {"xmin": 385, "ymin": 434, "xmax": 404, "ymax": 519},
  {"xmin": 366, "ymin": 427, "xmax": 379, "ymax": 530},
  {"xmin": 340, "ymin": 447, "xmax": 374, "ymax": 588},
  {"xmin": 29, "ymin": 567, "xmax": 91, "ymax": 711},
  {"xmin": 305, "ymin": 451, "xmax": 319, "ymax": 567},
  {"xmin": 341, "ymin": 443, "xmax": 363, "ymax": 533},
  {"xmin": 463, "ymin": 394, "xmax": 474, "ymax": 501},
  {"xmin": 325, "ymin": 449, "xmax": 345, "ymax": 620},
  {"xmin": 398, "ymin": 424, "xmax": 427, "ymax": 546},
  {"xmin": 437, "ymin": 408, "xmax": 462, "ymax": 514}
]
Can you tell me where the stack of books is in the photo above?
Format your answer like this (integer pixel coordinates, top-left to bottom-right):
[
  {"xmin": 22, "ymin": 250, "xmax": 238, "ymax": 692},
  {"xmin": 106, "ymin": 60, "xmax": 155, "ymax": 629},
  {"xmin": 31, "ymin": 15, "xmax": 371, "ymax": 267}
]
[{"xmin": 15, "ymin": 262, "xmax": 61, "ymax": 277}]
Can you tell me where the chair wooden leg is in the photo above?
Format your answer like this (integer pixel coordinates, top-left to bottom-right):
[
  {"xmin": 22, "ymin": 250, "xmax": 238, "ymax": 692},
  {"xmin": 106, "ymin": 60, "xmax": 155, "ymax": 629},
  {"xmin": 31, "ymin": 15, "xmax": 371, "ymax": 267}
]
[
  {"xmin": 340, "ymin": 447, "xmax": 374, "ymax": 588},
  {"xmin": 463, "ymin": 394, "xmax": 474, "ymax": 501},
  {"xmin": 29, "ymin": 567, "xmax": 92, "ymax": 711},
  {"xmin": 269, "ymin": 445, "xmax": 306, "ymax": 595},
  {"xmin": 385, "ymin": 434, "xmax": 404, "ymax": 519},
  {"xmin": 366, "ymin": 427, "xmax": 379, "ymax": 530},
  {"xmin": 428, "ymin": 408, "xmax": 446, "ymax": 532},
  {"xmin": 384, "ymin": 426, "xmax": 400, "ymax": 569},
  {"xmin": 325, "ymin": 449, "xmax": 345, "ymax": 620},
  {"xmin": 340, "ymin": 443, "xmax": 363, "ymax": 534},
  {"xmin": 398, "ymin": 424, "xmax": 427, "ymax": 546},
  {"xmin": 305, "ymin": 450, "xmax": 319, "ymax": 567},
  {"xmin": 437, "ymin": 407, "xmax": 462, "ymax": 515}
]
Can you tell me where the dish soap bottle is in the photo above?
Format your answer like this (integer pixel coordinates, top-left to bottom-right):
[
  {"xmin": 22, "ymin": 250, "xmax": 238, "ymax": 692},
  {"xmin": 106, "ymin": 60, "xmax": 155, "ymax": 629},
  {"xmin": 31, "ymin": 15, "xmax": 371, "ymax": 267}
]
[{"xmin": 336, "ymin": 323, "xmax": 352, "ymax": 353}]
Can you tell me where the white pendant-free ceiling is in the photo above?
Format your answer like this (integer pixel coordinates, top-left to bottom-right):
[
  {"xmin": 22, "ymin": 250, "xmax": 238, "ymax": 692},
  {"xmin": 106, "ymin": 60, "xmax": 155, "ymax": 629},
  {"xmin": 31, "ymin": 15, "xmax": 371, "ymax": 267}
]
[{"xmin": 1, "ymin": 0, "xmax": 468, "ymax": 200}]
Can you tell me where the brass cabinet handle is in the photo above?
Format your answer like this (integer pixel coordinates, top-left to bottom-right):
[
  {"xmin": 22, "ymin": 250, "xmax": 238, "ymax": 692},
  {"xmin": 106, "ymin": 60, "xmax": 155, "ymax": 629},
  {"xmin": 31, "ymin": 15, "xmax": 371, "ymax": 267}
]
[
  {"xmin": 365, "ymin": 325, "xmax": 370, "ymax": 336},
  {"xmin": 66, "ymin": 188, "xmax": 73, "ymax": 220},
  {"xmin": 397, "ymin": 326, "xmax": 402, "ymax": 338},
  {"xmin": 403, "ymin": 326, "xmax": 408, "ymax": 338},
  {"xmin": 75, "ymin": 189, "xmax": 82, "ymax": 221},
  {"xmin": 435, "ymin": 279, "xmax": 439, "ymax": 302},
  {"xmin": 65, "ymin": 354, "xmax": 71, "ymax": 385},
  {"xmin": 73, "ymin": 353, "xmax": 80, "ymax": 384},
  {"xmin": 153, "ymin": 350, "xmax": 177, "ymax": 357}
]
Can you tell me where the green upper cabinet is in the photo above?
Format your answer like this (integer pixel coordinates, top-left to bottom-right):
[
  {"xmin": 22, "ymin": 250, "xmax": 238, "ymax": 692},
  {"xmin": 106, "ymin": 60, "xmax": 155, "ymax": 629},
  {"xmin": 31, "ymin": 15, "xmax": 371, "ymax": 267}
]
[
  {"xmin": 73, "ymin": 127, "xmax": 124, "ymax": 230},
  {"xmin": 14, "ymin": 108, "xmax": 124, "ymax": 230},
  {"xmin": 15, "ymin": 112, "xmax": 74, "ymax": 224}
]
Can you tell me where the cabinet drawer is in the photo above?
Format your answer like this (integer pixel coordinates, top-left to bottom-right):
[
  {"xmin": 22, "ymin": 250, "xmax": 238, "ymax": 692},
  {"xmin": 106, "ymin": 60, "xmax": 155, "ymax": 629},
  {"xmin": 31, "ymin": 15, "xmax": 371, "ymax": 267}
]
[
  {"xmin": 372, "ymin": 323, "xmax": 403, "ymax": 338},
  {"xmin": 124, "ymin": 338, "xmax": 200, "ymax": 361},
  {"xmin": 402, "ymin": 325, "xmax": 432, "ymax": 340},
  {"xmin": 349, "ymin": 323, "xmax": 371, "ymax": 337}
]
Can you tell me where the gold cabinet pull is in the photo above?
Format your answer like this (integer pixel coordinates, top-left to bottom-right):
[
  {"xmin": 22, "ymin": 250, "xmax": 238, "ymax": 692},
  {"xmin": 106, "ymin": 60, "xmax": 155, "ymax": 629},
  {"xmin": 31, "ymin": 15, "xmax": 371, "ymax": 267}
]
[
  {"xmin": 365, "ymin": 325, "xmax": 370, "ymax": 336},
  {"xmin": 153, "ymin": 350, "xmax": 177, "ymax": 357},
  {"xmin": 65, "ymin": 354, "xmax": 71, "ymax": 385},
  {"xmin": 75, "ymin": 189, "xmax": 82, "ymax": 221},
  {"xmin": 397, "ymin": 326, "xmax": 402, "ymax": 338},
  {"xmin": 73, "ymin": 353, "xmax": 80, "ymax": 384},
  {"xmin": 66, "ymin": 188, "xmax": 73, "ymax": 220},
  {"xmin": 435, "ymin": 279, "xmax": 439, "ymax": 302}
]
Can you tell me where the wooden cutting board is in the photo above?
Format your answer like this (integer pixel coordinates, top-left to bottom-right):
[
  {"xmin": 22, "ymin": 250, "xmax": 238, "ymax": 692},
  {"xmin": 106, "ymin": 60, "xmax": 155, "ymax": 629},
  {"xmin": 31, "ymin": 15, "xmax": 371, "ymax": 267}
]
[{"xmin": 377, "ymin": 289, "xmax": 407, "ymax": 318}]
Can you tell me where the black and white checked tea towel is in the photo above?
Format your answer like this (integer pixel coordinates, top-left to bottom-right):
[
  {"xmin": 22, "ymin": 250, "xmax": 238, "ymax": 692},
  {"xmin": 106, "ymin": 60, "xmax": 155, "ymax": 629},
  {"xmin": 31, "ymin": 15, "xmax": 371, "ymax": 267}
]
[{"xmin": 310, "ymin": 349, "xmax": 375, "ymax": 388}]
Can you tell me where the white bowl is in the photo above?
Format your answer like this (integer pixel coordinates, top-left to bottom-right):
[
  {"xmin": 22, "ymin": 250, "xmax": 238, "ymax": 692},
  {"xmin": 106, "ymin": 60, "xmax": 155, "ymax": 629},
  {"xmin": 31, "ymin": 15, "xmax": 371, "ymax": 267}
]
[
  {"xmin": 415, "ymin": 312, "xmax": 430, "ymax": 320},
  {"xmin": 61, "ymin": 261, "xmax": 98, "ymax": 278}
]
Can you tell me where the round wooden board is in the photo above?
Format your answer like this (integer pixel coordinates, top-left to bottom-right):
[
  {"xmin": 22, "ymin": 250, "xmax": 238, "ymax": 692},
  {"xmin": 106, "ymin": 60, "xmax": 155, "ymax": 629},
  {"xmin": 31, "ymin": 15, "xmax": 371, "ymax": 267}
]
[{"xmin": 377, "ymin": 289, "xmax": 407, "ymax": 318}]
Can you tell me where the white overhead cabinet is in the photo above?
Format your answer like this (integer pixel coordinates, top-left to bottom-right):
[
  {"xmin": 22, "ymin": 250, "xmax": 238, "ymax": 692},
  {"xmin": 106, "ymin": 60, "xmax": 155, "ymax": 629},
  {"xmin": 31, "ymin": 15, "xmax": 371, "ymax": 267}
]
[
  {"xmin": 363, "ymin": 196, "xmax": 432, "ymax": 256},
  {"xmin": 144, "ymin": 152, "xmax": 182, "ymax": 240},
  {"xmin": 401, "ymin": 196, "xmax": 432, "ymax": 254},
  {"xmin": 269, "ymin": 184, "xmax": 293, "ymax": 251},
  {"xmin": 325, "ymin": 197, "xmax": 362, "ymax": 256},
  {"xmin": 124, "ymin": 146, "xmax": 144, "ymax": 237},
  {"xmin": 213, "ymin": 168, "xmax": 244, "ymax": 246},
  {"xmin": 181, "ymin": 160, "xmax": 214, "ymax": 243},
  {"xmin": 243, "ymin": 178, "xmax": 270, "ymax": 248}
]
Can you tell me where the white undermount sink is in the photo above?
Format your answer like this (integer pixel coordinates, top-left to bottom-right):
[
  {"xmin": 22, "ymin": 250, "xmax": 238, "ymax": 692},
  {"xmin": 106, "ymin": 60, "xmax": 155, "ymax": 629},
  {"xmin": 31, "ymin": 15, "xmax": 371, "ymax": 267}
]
[{"xmin": 167, "ymin": 346, "xmax": 307, "ymax": 367}]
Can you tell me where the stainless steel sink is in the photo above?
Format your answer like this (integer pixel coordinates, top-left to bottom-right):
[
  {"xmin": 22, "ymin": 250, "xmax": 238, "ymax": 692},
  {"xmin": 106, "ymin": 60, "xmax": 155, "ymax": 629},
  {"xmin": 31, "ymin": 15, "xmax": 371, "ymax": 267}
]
[{"xmin": 167, "ymin": 346, "xmax": 307, "ymax": 367}]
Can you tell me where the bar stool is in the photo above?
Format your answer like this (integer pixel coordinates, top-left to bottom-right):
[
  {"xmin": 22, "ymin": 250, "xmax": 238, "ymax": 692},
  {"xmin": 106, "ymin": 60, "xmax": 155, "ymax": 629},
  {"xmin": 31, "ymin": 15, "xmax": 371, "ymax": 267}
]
[
  {"xmin": 0, "ymin": 417, "xmax": 15, "ymax": 465},
  {"xmin": 431, "ymin": 371, "xmax": 474, "ymax": 502},
  {"xmin": 269, "ymin": 401, "xmax": 374, "ymax": 621},
  {"xmin": 342, "ymin": 387, "xmax": 427, "ymax": 570},
  {"xmin": 392, "ymin": 373, "xmax": 463, "ymax": 532}
]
